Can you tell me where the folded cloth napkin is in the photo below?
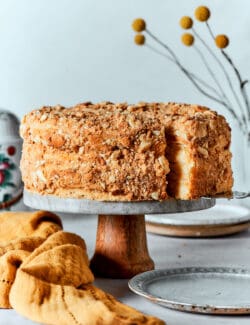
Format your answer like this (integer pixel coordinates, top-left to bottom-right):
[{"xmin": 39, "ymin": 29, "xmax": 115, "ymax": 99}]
[{"xmin": 0, "ymin": 211, "xmax": 165, "ymax": 325}]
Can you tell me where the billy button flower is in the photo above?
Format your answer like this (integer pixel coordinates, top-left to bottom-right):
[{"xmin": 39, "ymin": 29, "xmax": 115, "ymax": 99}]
[
  {"xmin": 179, "ymin": 16, "xmax": 193, "ymax": 29},
  {"xmin": 215, "ymin": 34, "xmax": 229, "ymax": 49},
  {"xmin": 134, "ymin": 34, "xmax": 145, "ymax": 45},
  {"xmin": 194, "ymin": 6, "xmax": 210, "ymax": 22},
  {"xmin": 181, "ymin": 33, "xmax": 195, "ymax": 46},
  {"xmin": 132, "ymin": 18, "xmax": 146, "ymax": 32}
]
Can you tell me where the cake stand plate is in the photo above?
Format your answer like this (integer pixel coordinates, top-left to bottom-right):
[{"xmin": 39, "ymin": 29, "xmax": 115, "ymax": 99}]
[
  {"xmin": 24, "ymin": 190, "xmax": 215, "ymax": 278},
  {"xmin": 23, "ymin": 190, "xmax": 215, "ymax": 215}
]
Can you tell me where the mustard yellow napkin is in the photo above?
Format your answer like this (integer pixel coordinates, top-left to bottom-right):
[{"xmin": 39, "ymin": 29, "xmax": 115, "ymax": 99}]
[{"xmin": 0, "ymin": 211, "xmax": 165, "ymax": 325}]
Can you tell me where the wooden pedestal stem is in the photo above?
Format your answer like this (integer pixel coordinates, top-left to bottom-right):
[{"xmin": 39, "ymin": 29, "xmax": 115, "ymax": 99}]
[{"xmin": 90, "ymin": 214, "xmax": 154, "ymax": 278}]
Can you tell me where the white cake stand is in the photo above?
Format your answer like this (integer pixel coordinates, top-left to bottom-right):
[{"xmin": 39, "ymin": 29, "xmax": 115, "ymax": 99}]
[{"xmin": 24, "ymin": 190, "xmax": 215, "ymax": 278}]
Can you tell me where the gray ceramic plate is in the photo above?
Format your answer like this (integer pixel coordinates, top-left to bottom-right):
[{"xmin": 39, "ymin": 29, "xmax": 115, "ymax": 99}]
[
  {"xmin": 129, "ymin": 267, "xmax": 250, "ymax": 314},
  {"xmin": 145, "ymin": 203, "xmax": 250, "ymax": 226}
]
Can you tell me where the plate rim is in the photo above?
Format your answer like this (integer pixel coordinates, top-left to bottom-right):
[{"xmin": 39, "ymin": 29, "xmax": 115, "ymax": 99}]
[
  {"xmin": 145, "ymin": 204, "xmax": 250, "ymax": 226},
  {"xmin": 23, "ymin": 190, "xmax": 215, "ymax": 215},
  {"xmin": 128, "ymin": 266, "xmax": 250, "ymax": 314}
]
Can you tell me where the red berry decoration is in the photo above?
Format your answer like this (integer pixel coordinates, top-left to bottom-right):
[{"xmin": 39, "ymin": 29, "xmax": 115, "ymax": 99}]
[
  {"xmin": 0, "ymin": 171, "xmax": 5, "ymax": 184},
  {"xmin": 7, "ymin": 146, "xmax": 16, "ymax": 156}
]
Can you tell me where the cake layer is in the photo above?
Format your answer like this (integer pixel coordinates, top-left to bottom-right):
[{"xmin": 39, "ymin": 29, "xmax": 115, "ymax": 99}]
[
  {"xmin": 20, "ymin": 102, "xmax": 233, "ymax": 201},
  {"xmin": 21, "ymin": 106, "xmax": 169, "ymax": 201},
  {"xmin": 114, "ymin": 102, "xmax": 233, "ymax": 199}
]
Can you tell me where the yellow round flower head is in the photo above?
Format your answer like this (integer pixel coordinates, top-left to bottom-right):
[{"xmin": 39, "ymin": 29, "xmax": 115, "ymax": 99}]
[
  {"xmin": 215, "ymin": 34, "xmax": 229, "ymax": 49},
  {"xmin": 181, "ymin": 33, "xmax": 194, "ymax": 46},
  {"xmin": 195, "ymin": 6, "xmax": 210, "ymax": 22},
  {"xmin": 179, "ymin": 16, "xmax": 193, "ymax": 29},
  {"xmin": 134, "ymin": 34, "xmax": 145, "ymax": 46},
  {"xmin": 132, "ymin": 18, "xmax": 146, "ymax": 32}
]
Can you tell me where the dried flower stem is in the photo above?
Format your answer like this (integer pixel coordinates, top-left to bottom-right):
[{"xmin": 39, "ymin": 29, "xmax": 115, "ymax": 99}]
[
  {"xmin": 192, "ymin": 27, "xmax": 246, "ymax": 127},
  {"xmin": 190, "ymin": 72, "xmax": 223, "ymax": 96},
  {"xmin": 145, "ymin": 44, "xmax": 175, "ymax": 63},
  {"xmin": 206, "ymin": 22, "xmax": 250, "ymax": 122},
  {"xmin": 222, "ymin": 50, "xmax": 250, "ymax": 120},
  {"xmin": 145, "ymin": 29, "xmax": 243, "ymax": 129},
  {"xmin": 146, "ymin": 43, "xmax": 223, "ymax": 98},
  {"xmin": 194, "ymin": 45, "xmax": 233, "ymax": 108},
  {"xmin": 145, "ymin": 29, "xmax": 179, "ymax": 63}
]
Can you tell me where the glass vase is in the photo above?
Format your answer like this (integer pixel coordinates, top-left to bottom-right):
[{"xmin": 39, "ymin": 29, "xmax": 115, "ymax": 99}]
[{"xmin": 231, "ymin": 124, "xmax": 250, "ymax": 197}]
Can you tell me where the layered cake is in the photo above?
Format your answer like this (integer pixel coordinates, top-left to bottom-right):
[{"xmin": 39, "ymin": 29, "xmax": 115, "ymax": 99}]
[{"xmin": 20, "ymin": 102, "xmax": 233, "ymax": 200}]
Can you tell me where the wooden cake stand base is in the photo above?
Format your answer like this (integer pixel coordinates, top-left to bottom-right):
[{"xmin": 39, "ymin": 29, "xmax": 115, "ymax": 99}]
[
  {"xmin": 91, "ymin": 214, "xmax": 154, "ymax": 278},
  {"xmin": 23, "ymin": 191, "xmax": 215, "ymax": 278}
]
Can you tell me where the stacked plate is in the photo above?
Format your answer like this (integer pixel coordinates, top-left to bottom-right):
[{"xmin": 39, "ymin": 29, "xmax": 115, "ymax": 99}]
[{"xmin": 146, "ymin": 203, "xmax": 250, "ymax": 237}]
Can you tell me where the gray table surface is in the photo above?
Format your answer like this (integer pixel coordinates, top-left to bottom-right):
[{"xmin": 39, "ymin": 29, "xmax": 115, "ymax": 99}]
[{"xmin": 2, "ymin": 199, "xmax": 250, "ymax": 325}]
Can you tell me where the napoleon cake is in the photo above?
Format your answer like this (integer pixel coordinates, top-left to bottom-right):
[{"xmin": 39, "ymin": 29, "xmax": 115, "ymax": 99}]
[
  {"xmin": 20, "ymin": 102, "xmax": 233, "ymax": 201},
  {"xmin": 20, "ymin": 103, "xmax": 169, "ymax": 201}
]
